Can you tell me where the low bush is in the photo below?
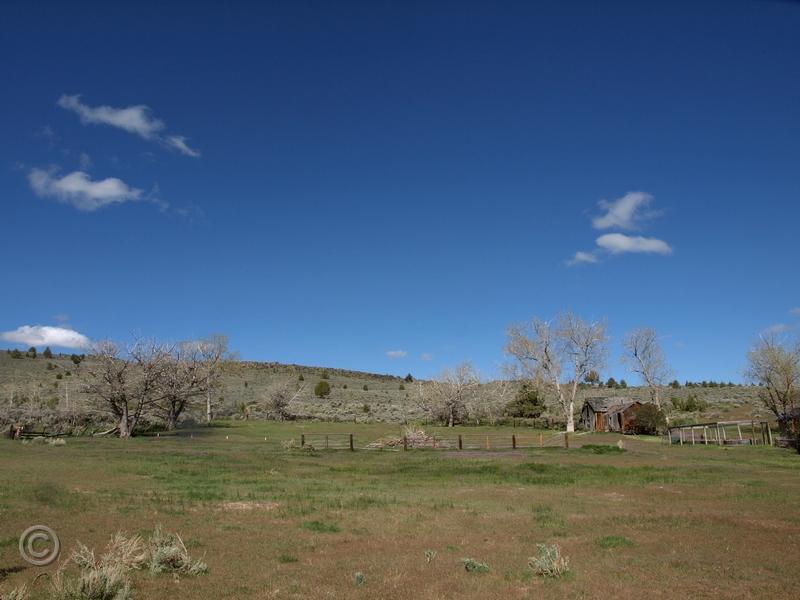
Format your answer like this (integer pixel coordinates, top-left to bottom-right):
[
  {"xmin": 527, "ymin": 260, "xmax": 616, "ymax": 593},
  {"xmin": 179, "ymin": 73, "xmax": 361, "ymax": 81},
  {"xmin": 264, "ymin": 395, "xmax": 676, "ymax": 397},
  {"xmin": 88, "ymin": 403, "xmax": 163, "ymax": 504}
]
[
  {"xmin": 628, "ymin": 404, "xmax": 667, "ymax": 435},
  {"xmin": 314, "ymin": 381, "xmax": 331, "ymax": 398},
  {"xmin": 462, "ymin": 558, "xmax": 490, "ymax": 573},
  {"xmin": 528, "ymin": 543, "xmax": 569, "ymax": 578}
]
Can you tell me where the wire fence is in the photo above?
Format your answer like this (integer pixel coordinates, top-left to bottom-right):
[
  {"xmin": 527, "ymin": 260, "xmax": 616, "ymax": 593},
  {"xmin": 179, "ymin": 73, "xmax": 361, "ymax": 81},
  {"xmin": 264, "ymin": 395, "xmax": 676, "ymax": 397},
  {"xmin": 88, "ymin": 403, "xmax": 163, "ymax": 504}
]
[{"xmin": 298, "ymin": 431, "xmax": 576, "ymax": 451}]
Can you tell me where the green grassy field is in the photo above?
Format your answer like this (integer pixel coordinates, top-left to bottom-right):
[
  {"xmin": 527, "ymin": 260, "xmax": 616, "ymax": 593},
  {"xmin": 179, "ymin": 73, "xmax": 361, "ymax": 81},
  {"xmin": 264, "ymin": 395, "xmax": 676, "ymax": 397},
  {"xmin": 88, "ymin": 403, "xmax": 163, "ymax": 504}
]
[{"xmin": 1, "ymin": 421, "xmax": 799, "ymax": 599}]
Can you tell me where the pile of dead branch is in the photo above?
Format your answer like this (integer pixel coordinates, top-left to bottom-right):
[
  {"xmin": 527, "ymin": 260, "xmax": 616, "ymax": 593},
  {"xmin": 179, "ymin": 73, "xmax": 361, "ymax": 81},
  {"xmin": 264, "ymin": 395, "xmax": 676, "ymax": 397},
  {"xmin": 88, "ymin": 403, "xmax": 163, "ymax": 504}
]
[{"xmin": 367, "ymin": 427, "xmax": 451, "ymax": 449}]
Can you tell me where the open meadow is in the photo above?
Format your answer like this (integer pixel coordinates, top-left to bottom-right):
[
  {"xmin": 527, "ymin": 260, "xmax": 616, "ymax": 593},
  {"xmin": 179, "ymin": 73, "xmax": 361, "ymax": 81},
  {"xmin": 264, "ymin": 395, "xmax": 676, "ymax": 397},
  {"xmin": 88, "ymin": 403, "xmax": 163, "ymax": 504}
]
[{"xmin": 2, "ymin": 421, "xmax": 799, "ymax": 599}]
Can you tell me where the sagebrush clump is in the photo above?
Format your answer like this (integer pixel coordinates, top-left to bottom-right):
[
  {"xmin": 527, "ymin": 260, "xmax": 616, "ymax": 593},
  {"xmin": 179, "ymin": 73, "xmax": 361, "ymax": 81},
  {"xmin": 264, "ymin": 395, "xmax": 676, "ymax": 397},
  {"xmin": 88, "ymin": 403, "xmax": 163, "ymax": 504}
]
[{"xmin": 528, "ymin": 543, "xmax": 569, "ymax": 578}]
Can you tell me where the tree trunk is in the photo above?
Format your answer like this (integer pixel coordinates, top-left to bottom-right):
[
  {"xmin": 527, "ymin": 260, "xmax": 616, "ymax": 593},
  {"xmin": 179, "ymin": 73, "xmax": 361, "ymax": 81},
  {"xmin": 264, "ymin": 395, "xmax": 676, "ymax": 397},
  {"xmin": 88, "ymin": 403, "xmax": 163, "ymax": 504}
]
[
  {"xmin": 118, "ymin": 405, "xmax": 130, "ymax": 438},
  {"xmin": 566, "ymin": 400, "xmax": 575, "ymax": 433},
  {"xmin": 206, "ymin": 387, "xmax": 212, "ymax": 424},
  {"xmin": 166, "ymin": 407, "xmax": 177, "ymax": 431}
]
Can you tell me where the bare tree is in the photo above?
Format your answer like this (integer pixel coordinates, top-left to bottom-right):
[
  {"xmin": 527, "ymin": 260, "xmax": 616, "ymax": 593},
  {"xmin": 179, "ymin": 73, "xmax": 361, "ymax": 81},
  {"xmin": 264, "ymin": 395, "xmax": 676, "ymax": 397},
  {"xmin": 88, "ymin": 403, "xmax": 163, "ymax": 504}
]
[
  {"xmin": 423, "ymin": 362, "xmax": 481, "ymax": 427},
  {"xmin": 621, "ymin": 327, "xmax": 672, "ymax": 410},
  {"xmin": 264, "ymin": 381, "xmax": 305, "ymax": 421},
  {"xmin": 505, "ymin": 312, "xmax": 607, "ymax": 432},
  {"xmin": 745, "ymin": 335, "xmax": 800, "ymax": 429},
  {"xmin": 466, "ymin": 378, "xmax": 512, "ymax": 425},
  {"xmin": 154, "ymin": 343, "xmax": 208, "ymax": 430},
  {"xmin": 195, "ymin": 335, "xmax": 228, "ymax": 424},
  {"xmin": 84, "ymin": 339, "xmax": 171, "ymax": 438}
]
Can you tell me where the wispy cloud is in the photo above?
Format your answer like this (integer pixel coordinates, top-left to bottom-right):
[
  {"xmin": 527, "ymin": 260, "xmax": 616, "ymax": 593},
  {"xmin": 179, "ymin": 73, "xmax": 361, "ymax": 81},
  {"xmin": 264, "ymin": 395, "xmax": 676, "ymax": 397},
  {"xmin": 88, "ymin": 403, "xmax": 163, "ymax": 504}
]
[
  {"xmin": 79, "ymin": 152, "xmax": 92, "ymax": 170},
  {"xmin": 1, "ymin": 325, "xmax": 91, "ymax": 349},
  {"xmin": 420, "ymin": 353, "xmax": 433, "ymax": 361},
  {"xmin": 596, "ymin": 233, "xmax": 673, "ymax": 255},
  {"xmin": 386, "ymin": 349, "xmax": 408, "ymax": 359},
  {"xmin": 58, "ymin": 94, "xmax": 200, "ymax": 157},
  {"xmin": 790, "ymin": 307, "xmax": 800, "ymax": 316},
  {"xmin": 28, "ymin": 168, "xmax": 142, "ymax": 211},
  {"xmin": 592, "ymin": 191, "xmax": 659, "ymax": 230},
  {"xmin": 58, "ymin": 94, "xmax": 164, "ymax": 139},
  {"xmin": 568, "ymin": 191, "xmax": 672, "ymax": 265},
  {"xmin": 165, "ymin": 135, "xmax": 200, "ymax": 158},
  {"xmin": 566, "ymin": 251, "xmax": 598, "ymax": 266}
]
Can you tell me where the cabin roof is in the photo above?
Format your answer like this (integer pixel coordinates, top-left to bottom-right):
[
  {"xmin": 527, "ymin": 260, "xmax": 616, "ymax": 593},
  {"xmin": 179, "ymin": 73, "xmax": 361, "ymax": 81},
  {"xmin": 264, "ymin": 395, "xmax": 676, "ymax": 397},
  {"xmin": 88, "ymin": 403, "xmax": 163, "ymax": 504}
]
[{"xmin": 584, "ymin": 396, "xmax": 638, "ymax": 413}]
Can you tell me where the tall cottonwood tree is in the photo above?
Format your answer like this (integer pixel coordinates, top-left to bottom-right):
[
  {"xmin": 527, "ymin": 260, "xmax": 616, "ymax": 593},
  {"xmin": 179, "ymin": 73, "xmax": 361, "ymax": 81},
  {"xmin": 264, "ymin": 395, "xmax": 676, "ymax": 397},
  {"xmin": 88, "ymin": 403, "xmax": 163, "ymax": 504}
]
[
  {"xmin": 195, "ymin": 335, "xmax": 228, "ymax": 423},
  {"xmin": 745, "ymin": 335, "xmax": 800, "ymax": 427},
  {"xmin": 621, "ymin": 327, "xmax": 672, "ymax": 410},
  {"xmin": 84, "ymin": 339, "xmax": 171, "ymax": 438},
  {"xmin": 505, "ymin": 312, "xmax": 607, "ymax": 432}
]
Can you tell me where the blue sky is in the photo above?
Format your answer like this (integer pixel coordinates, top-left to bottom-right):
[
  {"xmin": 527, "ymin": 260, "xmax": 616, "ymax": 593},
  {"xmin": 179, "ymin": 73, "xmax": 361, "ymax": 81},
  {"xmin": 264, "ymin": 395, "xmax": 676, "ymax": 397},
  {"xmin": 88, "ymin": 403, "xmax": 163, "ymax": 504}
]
[{"xmin": 1, "ymin": 0, "xmax": 799, "ymax": 382}]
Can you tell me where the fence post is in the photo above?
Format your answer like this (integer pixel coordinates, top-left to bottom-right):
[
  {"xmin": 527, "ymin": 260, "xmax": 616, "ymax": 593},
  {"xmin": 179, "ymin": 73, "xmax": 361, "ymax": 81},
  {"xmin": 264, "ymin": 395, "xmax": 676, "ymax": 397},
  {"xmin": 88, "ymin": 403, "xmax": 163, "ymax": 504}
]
[
  {"xmin": 512, "ymin": 434, "xmax": 517, "ymax": 450},
  {"xmin": 485, "ymin": 435, "xmax": 490, "ymax": 450},
  {"xmin": 564, "ymin": 432, "xmax": 570, "ymax": 449},
  {"xmin": 325, "ymin": 435, "xmax": 329, "ymax": 450},
  {"xmin": 301, "ymin": 433, "xmax": 305, "ymax": 447},
  {"xmin": 349, "ymin": 433, "xmax": 354, "ymax": 451},
  {"xmin": 539, "ymin": 433, "xmax": 543, "ymax": 448},
  {"xmin": 403, "ymin": 436, "xmax": 408, "ymax": 451},
  {"xmin": 458, "ymin": 434, "xmax": 462, "ymax": 450}
]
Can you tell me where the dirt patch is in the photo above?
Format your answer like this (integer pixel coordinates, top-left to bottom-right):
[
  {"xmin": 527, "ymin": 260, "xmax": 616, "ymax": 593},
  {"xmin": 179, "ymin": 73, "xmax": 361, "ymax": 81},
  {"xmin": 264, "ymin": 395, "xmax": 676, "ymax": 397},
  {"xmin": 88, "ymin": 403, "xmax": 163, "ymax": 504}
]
[{"xmin": 218, "ymin": 501, "xmax": 280, "ymax": 511}]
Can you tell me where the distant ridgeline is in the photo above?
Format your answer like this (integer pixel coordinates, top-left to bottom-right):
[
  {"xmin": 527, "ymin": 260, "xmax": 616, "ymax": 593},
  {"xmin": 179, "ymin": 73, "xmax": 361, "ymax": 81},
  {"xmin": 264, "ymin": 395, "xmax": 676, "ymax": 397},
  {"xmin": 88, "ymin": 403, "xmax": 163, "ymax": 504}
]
[{"xmin": 0, "ymin": 351, "xmax": 765, "ymax": 432}]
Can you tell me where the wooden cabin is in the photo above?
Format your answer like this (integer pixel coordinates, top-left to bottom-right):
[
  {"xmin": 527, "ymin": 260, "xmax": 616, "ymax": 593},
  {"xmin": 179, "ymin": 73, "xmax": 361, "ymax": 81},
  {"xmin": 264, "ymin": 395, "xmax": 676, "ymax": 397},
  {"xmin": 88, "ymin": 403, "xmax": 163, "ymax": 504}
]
[{"xmin": 580, "ymin": 397, "xmax": 642, "ymax": 432}]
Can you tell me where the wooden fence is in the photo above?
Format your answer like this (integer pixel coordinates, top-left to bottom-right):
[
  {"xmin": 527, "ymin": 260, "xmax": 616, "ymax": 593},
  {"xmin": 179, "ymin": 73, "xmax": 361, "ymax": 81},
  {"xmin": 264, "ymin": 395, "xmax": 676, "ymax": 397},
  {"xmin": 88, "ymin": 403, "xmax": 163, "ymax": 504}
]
[
  {"xmin": 299, "ymin": 431, "xmax": 573, "ymax": 451},
  {"xmin": 666, "ymin": 420, "xmax": 773, "ymax": 446}
]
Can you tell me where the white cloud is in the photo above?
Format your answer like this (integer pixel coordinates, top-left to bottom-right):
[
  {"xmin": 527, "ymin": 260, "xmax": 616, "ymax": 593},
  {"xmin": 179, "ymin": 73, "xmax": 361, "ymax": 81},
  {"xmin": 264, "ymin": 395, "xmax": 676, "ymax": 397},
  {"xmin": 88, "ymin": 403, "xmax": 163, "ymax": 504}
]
[
  {"xmin": 28, "ymin": 168, "xmax": 142, "ymax": 211},
  {"xmin": 79, "ymin": 152, "xmax": 92, "ymax": 169},
  {"xmin": 165, "ymin": 135, "xmax": 201, "ymax": 157},
  {"xmin": 1, "ymin": 325, "xmax": 91, "ymax": 349},
  {"xmin": 567, "ymin": 251, "xmax": 598, "ymax": 266},
  {"xmin": 596, "ymin": 233, "xmax": 672, "ymax": 255},
  {"xmin": 790, "ymin": 307, "xmax": 800, "ymax": 316},
  {"xmin": 592, "ymin": 191, "xmax": 658, "ymax": 230},
  {"xmin": 58, "ymin": 94, "xmax": 164, "ymax": 139},
  {"xmin": 58, "ymin": 94, "xmax": 199, "ymax": 157},
  {"xmin": 386, "ymin": 349, "xmax": 408, "ymax": 359},
  {"xmin": 420, "ymin": 353, "xmax": 433, "ymax": 361}
]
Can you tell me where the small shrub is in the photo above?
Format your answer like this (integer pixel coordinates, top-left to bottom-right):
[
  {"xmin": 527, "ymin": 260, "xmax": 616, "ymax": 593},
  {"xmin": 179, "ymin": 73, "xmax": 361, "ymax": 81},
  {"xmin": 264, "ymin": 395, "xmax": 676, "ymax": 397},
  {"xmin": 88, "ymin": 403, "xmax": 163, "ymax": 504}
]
[
  {"xmin": 354, "ymin": 572, "xmax": 365, "ymax": 586},
  {"xmin": 528, "ymin": 544, "xmax": 569, "ymax": 578},
  {"xmin": 405, "ymin": 373, "xmax": 414, "ymax": 382},
  {"xmin": 399, "ymin": 384, "xmax": 405, "ymax": 390},
  {"xmin": 50, "ymin": 563, "xmax": 132, "ymax": 600},
  {"xmin": 278, "ymin": 554, "xmax": 298, "ymax": 563},
  {"xmin": 362, "ymin": 384, "xmax": 368, "ymax": 391},
  {"xmin": 425, "ymin": 549, "xmax": 437, "ymax": 563},
  {"xmin": 298, "ymin": 373, "xmax": 305, "ymax": 381},
  {"xmin": 595, "ymin": 535, "xmax": 634, "ymax": 549},
  {"xmin": 56, "ymin": 373, "xmax": 63, "ymax": 380},
  {"xmin": 462, "ymin": 558, "xmax": 490, "ymax": 573},
  {"xmin": 301, "ymin": 520, "xmax": 340, "ymax": 533},
  {"xmin": 148, "ymin": 525, "xmax": 208, "ymax": 575},
  {"xmin": 320, "ymin": 371, "xmax": 330, "ymax": 380},
  {"xmin": 362, "ymin": 404, "xmax": 370, "ymax": 413},
  {"xmin": 628, "ymin": 404, "xmax": 667, "ymax": 435},
  {"xmin": 314, "ymin": 380, "xmax": 331, "ymax": 398},
  {"xmin": 343, "ymin": 384, "xmax": 347, "ymax": 389},
  {"xmin": 10, "ymin": 349, "xmax": 23, "ymax": 359}
]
